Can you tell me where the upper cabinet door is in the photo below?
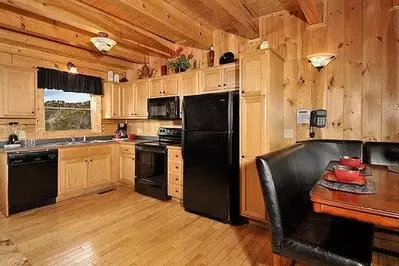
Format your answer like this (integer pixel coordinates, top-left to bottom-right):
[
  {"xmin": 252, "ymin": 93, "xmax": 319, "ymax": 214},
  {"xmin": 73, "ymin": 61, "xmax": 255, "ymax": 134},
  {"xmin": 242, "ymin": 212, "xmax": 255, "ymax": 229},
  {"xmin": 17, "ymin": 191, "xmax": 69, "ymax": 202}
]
[
  {"xmin": 240, "ymin": 54, "xmax": 266, "ymax": 96},
  {"xmin": 134, "ymin": 81, "xmax": 149, "ymax": 118},
  {"xmin": 121, "ymin": 83, "xmax": 134, "ymax": 118},
  {"xmin": 241, "ymin": 96, "xmax": 267, "ymax": 157},
  {"xmin": 179, "ymin": 72, "xmax": 199, "ymax": 96},
  {"xmin": 162, "ymin": 77, "xmax": 178, "ymax": 96},
  {"xmin": 149, "ymin": 78, "xmax": 162, "ymax": 97},
  {"xmin": 2, "ymin": 66, "xmax": 35, "ymax": 118},
  {"xmin": 222, "ymin": 65, "xmax": 239, "ymax": 90},
  {"xmin": 102, "ymin": 83, "xmax": 112, "ymax": 119},
  {"xmin": 111, "ymin": 83, "xmax": 121, "ymax": 118},
  {"xmin": 200, "ymin": 68, "xmax": 223, "ymax": 93}
]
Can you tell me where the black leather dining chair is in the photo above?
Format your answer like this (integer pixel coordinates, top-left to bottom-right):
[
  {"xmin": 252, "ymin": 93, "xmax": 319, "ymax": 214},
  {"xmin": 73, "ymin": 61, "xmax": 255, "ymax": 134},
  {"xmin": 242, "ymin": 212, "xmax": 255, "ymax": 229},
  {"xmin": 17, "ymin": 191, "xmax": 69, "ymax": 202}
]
[
  {"xmin": 364, "ymin": 141, "xmax": 399, "ymax": 166},
  {"xmin": 256, "ymin": 143, "xmax": 374, "ymax": 266}
]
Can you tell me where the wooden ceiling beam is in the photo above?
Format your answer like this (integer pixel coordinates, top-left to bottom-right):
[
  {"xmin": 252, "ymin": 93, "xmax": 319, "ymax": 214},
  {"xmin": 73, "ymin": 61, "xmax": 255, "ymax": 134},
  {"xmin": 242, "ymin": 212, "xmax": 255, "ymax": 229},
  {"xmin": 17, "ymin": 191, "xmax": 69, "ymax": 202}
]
[
  {"xmin": 297, "ymin": 0, "xmax": 322, "ymax": 24},
  {"xmin": 0, "ymin": 4, "xmax": 149, "ymax": 63},
  {"xmin": 210, "ymin": 0, "xmax": 258, "ymax": 38},
  {"xmin": 0, "ymin": 28, "xmax": 135, "ymax": 69},
  {"xmin": 106, "ymin": 0, "xmax": 213, "ymax": 49},
  {"xmin": 0, "ymin": 0, "xmax": 174, "ymax": 57}
]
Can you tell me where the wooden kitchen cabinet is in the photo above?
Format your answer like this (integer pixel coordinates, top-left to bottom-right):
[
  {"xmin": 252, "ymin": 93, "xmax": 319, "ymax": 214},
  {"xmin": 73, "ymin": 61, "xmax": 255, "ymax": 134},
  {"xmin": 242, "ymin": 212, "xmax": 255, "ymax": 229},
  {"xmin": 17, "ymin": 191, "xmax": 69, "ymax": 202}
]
[
  {"xmin": 121, "ymin": 83, "xmax": 134, "ymax": 118},
  {"xmin": 134, "ymin": 80, "xmax": 149, "ymax": 118},
  {"xmin": 88, "ymin": 154, "xmax": 111, "ymax": 187},
  {"xmin": 167, "ymin": 146, "xmax": 183, "ymax": 200},
  {"xmin": 162, "ymin": 76, "xmax": 178, "ymax": 96},
  {"xmin": 102, "ymin": 82, "xmax": 121, "ymax": 119},
  {"xmin": 239, "ymin": 49, "xmax": 284, "ymax": 223},
  {"xmin": 223, "ymin": 65, "xmax": 239, "ymax": 89},
  {"xmin": 201, "ymin": 68, "xmax": 223, "ymax": 92},
  {"xmin": 179, "ymin": 72, "xmax": 199, "ymax": 96},
  {"xmin": 200, "ymin": 63, "xmax": 239, "ymax": 93},
  {"xmin": 149, "ymin": 78, "xmax": 162, "ymax": 97},
  {"xmin": 119, "ymin": 144, "xmax": 135, "ymax": 187},
  {"xmin": 59, "ymin": 157, "xmax": 89, "ymax": 195},
  {"xmin": 240, "ymin": 157, "xmax": 266, "ymax": 221},
  {"xmin": 58, "ymin": 145, "xmax": 113, "ymax": 200},
  {"xmin": 240, "ymin": 49, "xmax": 283, "ymax": 97},
  {"xmin": 0, "ymin": 66, "xmax": 36, "ymax": 118}
]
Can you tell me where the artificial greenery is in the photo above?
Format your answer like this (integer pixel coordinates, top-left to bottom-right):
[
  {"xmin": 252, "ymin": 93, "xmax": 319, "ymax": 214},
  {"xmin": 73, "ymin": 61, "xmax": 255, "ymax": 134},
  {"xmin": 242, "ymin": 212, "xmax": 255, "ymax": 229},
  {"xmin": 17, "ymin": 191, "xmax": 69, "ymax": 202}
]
[{"xmin": 168, "ymin": 54, "xmax": 193, "ymax": 72}]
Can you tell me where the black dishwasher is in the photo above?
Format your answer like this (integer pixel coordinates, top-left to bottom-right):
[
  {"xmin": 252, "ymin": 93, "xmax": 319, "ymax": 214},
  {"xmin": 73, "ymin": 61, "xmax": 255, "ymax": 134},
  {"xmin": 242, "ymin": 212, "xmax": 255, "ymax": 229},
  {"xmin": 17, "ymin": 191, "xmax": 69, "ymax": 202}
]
[{"xmin": 8, "ymin": 150, "xmax": 58, "ymax": 214}]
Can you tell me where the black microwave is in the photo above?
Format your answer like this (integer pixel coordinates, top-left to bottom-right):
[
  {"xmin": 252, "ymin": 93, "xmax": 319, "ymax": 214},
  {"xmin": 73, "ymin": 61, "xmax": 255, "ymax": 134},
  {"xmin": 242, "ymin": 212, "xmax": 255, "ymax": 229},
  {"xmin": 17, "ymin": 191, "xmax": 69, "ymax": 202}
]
[{"xmin": 148, "ymin": 97, "xmax": 180, "ymax": 120}]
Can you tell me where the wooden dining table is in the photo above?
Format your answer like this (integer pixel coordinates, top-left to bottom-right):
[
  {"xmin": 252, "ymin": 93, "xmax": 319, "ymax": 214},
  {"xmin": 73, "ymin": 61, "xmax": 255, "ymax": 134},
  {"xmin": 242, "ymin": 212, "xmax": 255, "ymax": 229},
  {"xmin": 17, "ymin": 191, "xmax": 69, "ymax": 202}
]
[{"xmin": 310, "ymin": 164, "xmax": 399, "ymax": 229}]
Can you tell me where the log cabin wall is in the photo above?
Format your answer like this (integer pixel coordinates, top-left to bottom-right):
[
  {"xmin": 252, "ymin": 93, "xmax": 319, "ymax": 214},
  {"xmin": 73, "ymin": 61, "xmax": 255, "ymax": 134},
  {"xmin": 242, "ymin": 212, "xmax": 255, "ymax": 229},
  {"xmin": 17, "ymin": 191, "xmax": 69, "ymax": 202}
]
[{"xmin": 259, "ymin": 0, "xmax": 399, "ymax": 145}]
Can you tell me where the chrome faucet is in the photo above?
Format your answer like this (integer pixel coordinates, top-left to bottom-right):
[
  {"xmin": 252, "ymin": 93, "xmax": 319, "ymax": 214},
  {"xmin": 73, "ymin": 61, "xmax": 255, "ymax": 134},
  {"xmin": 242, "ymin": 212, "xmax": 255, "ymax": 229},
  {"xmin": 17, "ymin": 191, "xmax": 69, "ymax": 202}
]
[{"xmin": 68, "ymin": 134, "xmax": 76, "ymax": 142}]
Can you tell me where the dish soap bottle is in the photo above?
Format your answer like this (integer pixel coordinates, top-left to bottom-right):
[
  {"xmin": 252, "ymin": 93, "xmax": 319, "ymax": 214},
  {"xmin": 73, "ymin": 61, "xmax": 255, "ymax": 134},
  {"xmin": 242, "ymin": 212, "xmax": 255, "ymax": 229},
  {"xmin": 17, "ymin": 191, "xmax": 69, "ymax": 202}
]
[{"xmin": 208, "ymin": 45, "xmax": 215, "ymax": 67}]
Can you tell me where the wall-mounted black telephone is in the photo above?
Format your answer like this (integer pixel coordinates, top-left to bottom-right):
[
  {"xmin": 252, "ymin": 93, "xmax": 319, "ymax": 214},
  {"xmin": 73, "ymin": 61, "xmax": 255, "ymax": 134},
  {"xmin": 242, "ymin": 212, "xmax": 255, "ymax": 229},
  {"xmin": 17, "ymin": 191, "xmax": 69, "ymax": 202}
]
[{"xmin": 309, "ymin": 109, "xmax": 327, "ymax": 138}]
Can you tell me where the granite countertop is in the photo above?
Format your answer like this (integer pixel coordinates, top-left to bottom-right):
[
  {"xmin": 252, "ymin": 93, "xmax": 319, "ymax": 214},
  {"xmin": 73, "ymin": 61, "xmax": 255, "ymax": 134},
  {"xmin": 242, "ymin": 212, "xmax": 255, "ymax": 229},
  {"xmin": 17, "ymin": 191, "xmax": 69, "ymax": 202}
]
[{"xmin": 0, "ymin": 136, "xmax": 156, "ymax": 153}]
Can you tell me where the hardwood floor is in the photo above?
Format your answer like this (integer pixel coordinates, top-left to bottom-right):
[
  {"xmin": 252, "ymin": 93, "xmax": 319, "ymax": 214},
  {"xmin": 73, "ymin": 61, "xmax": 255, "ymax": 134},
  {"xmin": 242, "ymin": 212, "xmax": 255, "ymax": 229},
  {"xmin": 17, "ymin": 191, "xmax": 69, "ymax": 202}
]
[{"xmin": 0, "ymin": 187, "xmax": 396, "ymax": 266}]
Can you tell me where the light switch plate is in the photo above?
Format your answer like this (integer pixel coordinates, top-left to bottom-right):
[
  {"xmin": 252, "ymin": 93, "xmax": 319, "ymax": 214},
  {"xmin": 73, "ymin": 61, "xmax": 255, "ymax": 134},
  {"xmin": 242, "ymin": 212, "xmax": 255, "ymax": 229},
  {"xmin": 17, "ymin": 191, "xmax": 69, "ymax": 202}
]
[{"xmin": 284, "ymin": 129, "xmax": 294, "ymax": 139}]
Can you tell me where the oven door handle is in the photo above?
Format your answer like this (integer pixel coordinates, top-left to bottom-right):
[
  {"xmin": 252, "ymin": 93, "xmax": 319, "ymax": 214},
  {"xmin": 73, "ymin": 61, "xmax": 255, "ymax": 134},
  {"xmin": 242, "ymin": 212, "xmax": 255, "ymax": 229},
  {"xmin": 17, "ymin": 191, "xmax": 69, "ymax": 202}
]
[{"xmin": 135, "ymin": 146, "xmax": 166, "ymax": 154}]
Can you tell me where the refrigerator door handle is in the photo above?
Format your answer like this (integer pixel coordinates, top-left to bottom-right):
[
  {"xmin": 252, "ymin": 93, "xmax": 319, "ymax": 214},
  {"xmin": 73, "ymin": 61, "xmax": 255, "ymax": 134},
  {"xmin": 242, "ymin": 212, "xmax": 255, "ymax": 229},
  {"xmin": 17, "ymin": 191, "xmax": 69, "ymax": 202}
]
[{"xmin": 181, "ymin": 100, "xmax": 186, "ymax": 159}]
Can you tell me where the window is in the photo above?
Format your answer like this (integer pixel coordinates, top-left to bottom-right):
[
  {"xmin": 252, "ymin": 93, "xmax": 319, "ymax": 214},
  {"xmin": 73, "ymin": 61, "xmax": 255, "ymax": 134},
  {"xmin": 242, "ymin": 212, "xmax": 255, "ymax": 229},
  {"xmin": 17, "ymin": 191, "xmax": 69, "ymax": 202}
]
[{"xmin": 44, "ymin": 89, "xmax": 92, "ymax": 131}]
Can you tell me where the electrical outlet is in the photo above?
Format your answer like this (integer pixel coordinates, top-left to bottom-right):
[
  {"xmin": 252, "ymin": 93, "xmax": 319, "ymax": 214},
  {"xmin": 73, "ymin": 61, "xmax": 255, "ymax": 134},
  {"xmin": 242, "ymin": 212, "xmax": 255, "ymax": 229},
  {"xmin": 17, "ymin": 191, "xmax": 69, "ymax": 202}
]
[{"xmin": 284, "ymin": 129, "xmax": 294, "ymax": 139}]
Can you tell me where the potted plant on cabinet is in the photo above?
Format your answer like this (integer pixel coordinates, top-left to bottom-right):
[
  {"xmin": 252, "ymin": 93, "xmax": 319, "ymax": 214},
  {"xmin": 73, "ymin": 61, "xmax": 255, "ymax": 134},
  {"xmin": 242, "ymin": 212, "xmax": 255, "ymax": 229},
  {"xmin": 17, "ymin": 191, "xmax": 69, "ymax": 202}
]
[{"xmin": 168, "ymin": 47, "xmax": 194, "ymax": 73}]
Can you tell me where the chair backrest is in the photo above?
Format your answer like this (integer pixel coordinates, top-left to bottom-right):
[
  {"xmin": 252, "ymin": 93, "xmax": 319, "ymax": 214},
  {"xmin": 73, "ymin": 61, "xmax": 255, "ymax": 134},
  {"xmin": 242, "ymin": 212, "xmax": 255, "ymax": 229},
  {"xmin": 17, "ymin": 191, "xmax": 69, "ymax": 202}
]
[
  {"xmin": 256, "ymin": 140, "xmax": 363, "ymax": 252},
  {"xmin": 364, "ymin": 142, "xmax": 399, "ymax": 166}
]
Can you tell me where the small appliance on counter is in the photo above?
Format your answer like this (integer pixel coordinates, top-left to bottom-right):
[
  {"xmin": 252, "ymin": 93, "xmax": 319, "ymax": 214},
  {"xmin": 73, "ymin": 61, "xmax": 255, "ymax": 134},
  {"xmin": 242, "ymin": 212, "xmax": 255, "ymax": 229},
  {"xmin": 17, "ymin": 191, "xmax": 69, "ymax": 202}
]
[
  {"xmin": 135, "ymin": 127, "xmax": 182, "ymax": 201},
  {"xmin": 148, "ymin": 97, "xmax": 180, "ymax": 120},
  {"xmin": 7, "ymin": 122, "xmax": 20, "ymax": 144},
  {"xmin": 115, "ymin": 123, "xmax": 128, "ymax": 139}
]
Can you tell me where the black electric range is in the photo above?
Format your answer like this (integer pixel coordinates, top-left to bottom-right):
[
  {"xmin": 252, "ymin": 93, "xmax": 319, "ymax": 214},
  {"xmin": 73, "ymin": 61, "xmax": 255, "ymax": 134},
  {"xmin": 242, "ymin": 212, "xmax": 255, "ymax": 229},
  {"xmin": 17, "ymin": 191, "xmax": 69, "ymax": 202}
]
[{"xmin": 135, "ymin": 127, "xmax": 182, "ymax": 201}]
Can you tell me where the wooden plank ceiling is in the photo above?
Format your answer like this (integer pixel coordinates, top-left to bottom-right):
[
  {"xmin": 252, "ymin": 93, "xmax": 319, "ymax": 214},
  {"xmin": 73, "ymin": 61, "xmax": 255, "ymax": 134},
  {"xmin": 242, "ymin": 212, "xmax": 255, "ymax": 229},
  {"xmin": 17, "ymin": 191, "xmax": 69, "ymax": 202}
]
[{"xmin": 0, "ymin": 0, "xmax": 310, "ymax": 68}]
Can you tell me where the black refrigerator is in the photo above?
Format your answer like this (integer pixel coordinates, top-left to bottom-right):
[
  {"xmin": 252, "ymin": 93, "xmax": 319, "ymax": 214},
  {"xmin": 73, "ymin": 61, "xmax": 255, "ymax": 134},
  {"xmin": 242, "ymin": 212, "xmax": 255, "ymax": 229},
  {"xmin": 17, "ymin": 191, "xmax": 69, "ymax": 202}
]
[{"xmin": 182, "ymin": 92, "xmax": 240, "ymax": 223}]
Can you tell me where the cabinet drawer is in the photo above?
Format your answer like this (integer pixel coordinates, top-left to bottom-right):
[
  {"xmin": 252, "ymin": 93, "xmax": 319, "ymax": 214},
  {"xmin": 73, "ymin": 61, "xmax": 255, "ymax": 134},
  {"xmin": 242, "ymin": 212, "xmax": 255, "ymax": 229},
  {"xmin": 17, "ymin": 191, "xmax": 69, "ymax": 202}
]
[
  {"xmin": 168, "ymin": 183, "xmax": 183, "ymax": 199},
  {"xmin": 59, "ymin": 147, "xmax": 89, "ymax": 160},
  {"xmin": 168, "ymin": 149, "xmax": 182, "ymax": 161},
  {"xmin": 89, "ymin": 145, "xmax": 111, "ymax": 156},
  {"xmin": 169, "ymin": 160, "xmax": 182, "ymax": 173},
  {"xmin": 168, "ymin": 171, "xmax": 182, "ymax": 186},
  {"xmin": 119, "ymin": 145, "xmax": 135, "ymax": 155}
]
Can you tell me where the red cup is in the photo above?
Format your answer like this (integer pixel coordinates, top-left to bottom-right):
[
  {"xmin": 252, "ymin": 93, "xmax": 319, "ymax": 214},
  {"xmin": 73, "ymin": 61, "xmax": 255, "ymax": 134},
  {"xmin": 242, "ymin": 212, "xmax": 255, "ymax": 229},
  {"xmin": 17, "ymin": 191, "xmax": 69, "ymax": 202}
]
[
  {"xmin": 333, "ymin": 164, "xmax": 360, "ymax": 183},
  {"xmin": 340, "ymin": 156, "xmax": 362, "ymax": 168}
]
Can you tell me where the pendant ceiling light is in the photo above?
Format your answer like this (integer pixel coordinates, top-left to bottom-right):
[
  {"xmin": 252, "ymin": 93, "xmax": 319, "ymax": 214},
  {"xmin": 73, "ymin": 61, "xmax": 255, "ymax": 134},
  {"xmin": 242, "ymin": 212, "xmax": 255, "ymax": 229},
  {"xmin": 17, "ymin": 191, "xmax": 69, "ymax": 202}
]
[
  {"xmin": 306, "ymin": 53, "xmax": 336, "ymax": 71},
  {"xmin": 90, "ymin": 32, "xmax": 117, "ymax": 53}
]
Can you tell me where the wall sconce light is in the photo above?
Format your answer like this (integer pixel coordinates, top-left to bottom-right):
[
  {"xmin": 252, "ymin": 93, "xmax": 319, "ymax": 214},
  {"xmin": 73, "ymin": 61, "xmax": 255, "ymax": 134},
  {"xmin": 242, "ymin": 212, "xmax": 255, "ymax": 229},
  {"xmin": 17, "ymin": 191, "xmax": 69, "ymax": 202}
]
[
  {"xmin": 67, "ymin": 62, "xmax": 78, "ymax": 74},
  {"xmin": 306, "ymin": 53, "xmax": 336, "ymax": 71}
]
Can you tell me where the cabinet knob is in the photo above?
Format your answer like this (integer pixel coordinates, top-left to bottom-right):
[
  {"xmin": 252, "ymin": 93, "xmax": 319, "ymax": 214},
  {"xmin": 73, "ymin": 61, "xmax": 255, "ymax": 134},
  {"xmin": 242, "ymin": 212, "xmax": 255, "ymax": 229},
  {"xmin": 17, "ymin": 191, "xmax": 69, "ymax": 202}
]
[
  {"xmin": 223, "ymin": 84, "xmax": 226, "ymax": 86},
  {"xmin": 218, "ymin": 85, "xmax": 221, "ymax": 87},
  {"xmin": 31, "ymin": 111, "xmax": 35, "ymax": 114},
  {"xmin": 241, "ymin": 155, "xmax": 245, "ymax": 158},
  {"xmin": 175, "ymin": 155, "xmax": 178, "ymax": 158},
  {"xmin": 90, "ymin": 159, "xmax": 93, "ymax": 162},
  {"xmin": 175, "ymin": 178, "xmax": 178, "ymax": 181},
  {"xmin": 85, "ymin": 159, "xmax": 88, "ymax": 162},
  {"xmin": 159, "ymin": 91, "xmax": 162, "ymax": 94},
  {"xmin": 175, "ymin": 190, "xmax": 178, "ymax": 193},
  {"xmin": 241, "ymin": 91, "xmax": 245, "ymax": 94}
]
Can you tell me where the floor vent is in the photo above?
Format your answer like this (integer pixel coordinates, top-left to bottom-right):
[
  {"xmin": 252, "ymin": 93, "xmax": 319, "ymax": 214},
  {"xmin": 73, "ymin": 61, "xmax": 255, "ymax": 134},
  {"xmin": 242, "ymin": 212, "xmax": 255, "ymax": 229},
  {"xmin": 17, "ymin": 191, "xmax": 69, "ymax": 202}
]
[{"xmin": 97, "ymin": 188, "xmax": 117, "ymax": 195}]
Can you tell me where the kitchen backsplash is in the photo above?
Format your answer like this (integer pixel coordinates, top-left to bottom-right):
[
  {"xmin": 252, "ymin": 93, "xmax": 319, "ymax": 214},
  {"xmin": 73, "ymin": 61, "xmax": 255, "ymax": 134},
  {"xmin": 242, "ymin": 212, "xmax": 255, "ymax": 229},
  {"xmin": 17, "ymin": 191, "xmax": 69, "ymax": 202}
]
[{"xmin": 102, "ymin": 120, "xmax": 182, "ymax": 137}]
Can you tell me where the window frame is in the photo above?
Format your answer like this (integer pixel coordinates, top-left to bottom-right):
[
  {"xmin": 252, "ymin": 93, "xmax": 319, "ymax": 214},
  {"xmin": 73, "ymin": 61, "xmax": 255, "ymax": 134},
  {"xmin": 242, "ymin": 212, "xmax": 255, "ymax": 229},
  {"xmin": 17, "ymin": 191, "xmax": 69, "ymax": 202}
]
[{"xmin": 36, "ymin": 89, "xmax": 102, "ymax": 139}]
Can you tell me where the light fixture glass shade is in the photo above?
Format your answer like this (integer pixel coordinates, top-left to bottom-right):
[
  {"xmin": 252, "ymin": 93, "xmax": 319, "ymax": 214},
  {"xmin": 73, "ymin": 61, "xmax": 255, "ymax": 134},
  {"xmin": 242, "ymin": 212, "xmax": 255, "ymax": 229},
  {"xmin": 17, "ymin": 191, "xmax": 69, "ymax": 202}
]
[
  {"xmin": 306, "ymin": 53, "xmax": 336, "ymax": 70},
  {"xmin": 69, "ymin": 67, "xmax": 78, "ymax": 74},
  {"xmin": 90, "ymin": 37, "xmax": 117, "ymax": 52},
  {"xmin": 67, "ymin": 62, "xmax": 78, "ymax": 74}
]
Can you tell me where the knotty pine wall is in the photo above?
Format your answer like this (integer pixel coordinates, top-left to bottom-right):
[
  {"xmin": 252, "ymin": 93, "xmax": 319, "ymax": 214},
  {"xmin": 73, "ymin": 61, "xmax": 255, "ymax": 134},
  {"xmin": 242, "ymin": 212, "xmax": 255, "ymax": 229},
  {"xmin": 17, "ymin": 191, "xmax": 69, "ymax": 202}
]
[{"xmin": 259, "ymin": 0, "xmax": 399, "ymax": 145}]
